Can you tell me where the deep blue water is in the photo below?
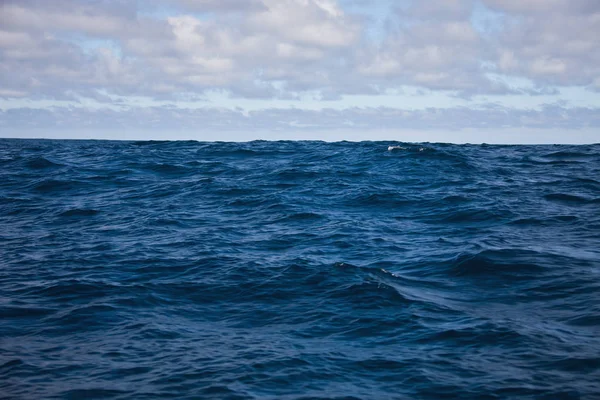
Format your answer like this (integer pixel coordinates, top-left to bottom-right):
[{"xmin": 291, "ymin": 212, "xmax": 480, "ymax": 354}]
[{"xmin": 1, "ymin": 139, "xmax": 599, "ymax": 399}]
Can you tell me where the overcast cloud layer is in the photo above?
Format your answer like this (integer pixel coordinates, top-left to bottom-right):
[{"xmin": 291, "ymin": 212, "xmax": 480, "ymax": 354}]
[{"xmin": 0, "ymin": 0, "xmax": 599, "ymax": 142}]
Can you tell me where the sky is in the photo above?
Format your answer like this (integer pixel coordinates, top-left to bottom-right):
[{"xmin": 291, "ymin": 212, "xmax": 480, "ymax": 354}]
[{"xmin": 0, "ymin": 0, "xmax": 599, "ymax": 143}]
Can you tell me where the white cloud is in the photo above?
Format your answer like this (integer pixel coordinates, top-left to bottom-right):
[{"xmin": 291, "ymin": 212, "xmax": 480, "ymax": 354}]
[
  {"xmin": 2, "ymin": 104, "xmax": 599, "ymax": 134},
  {"xmin": 0, "ymin": 0, "xmax": 364, "ymax": 99},
  {"xmin": 2, "ymin": 0, "xmax": 599, "ymax": 99},
  {"xmin": 483, "ymin": 0, "xmax": 600, "ymax": 87},
  {"xmin": 248, "ymin": 0, "xmax": 357, "ymax": 47},
  {"xmin": 170, "ymin": 0, "xmax": 267, "ymax": 13},
  {"xmin": 356, "ymin": 1, "xmax": 496, "ymax": 94},
  {"xmin": 0, "ymin": 0, "xmax": 599, "ymax": 141}
]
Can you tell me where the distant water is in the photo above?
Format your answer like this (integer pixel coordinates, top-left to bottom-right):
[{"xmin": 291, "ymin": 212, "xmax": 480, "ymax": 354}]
[{"xmin": 1, "ymin": 139, "xmax": 599, "ymax": 400}]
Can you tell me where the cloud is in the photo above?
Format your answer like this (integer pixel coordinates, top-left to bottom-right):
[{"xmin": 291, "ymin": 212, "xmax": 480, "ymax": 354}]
[
  {"xmin": 2, "ymin": 104, "xmax": 599, "ymax": 133},
  {"xmin": 483, "ymin": 0, "xmax": 600, "ymax": 15},
  {"xmin": 1, "ymin": 0, "xmax": 599, "ymax": 101},
  {"xmin": 170, "ymin": 0, "xmax": 267, "ymax": 13},
  {"xmin": 0, "ymin": 0, "xmax": 599, "ymax": 142},
  {"xmin": 0, "ymin": 0, "xmax": 136, "ymax": 37},
  {"xmin": 357, "ymin": 0, "xmax": 497, "ymax": 94},
  {"xmin": 0, "ymin": 0, "xmax": 364, "ymax": 100},
  {"xmin": 483, "ymin": 0, "xmax": 600, "ymax": 88},
  {"xmin": 0, "ymin": 0, "xmax": 143, "ymax": 99}
]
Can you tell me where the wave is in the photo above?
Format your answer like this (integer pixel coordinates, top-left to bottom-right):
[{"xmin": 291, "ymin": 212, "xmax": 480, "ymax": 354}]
[
  {"xmin": 59, "ymin": 208, "xmax": 100, "ymax": 217},
  {"xmin": 544, "ymin": 193, "xmax": 600, "ymax": 204},
  {"xmin": 1, "ymin": 139, "xmax": 599, "ymax": 399},
  {"xmin": 447, "ymin": 251, "xmax": 545, "ymax": 279},
  {"xmin": 24, "ymin": 156, "xmax": 64, "ymax": 169}
]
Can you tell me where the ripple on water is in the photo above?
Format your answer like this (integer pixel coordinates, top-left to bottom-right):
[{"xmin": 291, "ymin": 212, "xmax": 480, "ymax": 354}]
[{"xmin": 1, "ymin": 139, "xmax": 599, "ymax": 399}]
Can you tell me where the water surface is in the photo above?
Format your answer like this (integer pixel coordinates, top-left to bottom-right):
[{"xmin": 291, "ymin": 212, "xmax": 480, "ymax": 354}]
[{"xmin": 1, "ymin": 139, "xmax": 599, "ymax": 399}]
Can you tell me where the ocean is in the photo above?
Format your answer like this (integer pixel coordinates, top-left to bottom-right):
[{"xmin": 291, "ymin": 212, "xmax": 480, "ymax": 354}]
[{"xmin": 1, "ymin": 139, "xmax": 599, "ymax": 399}]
